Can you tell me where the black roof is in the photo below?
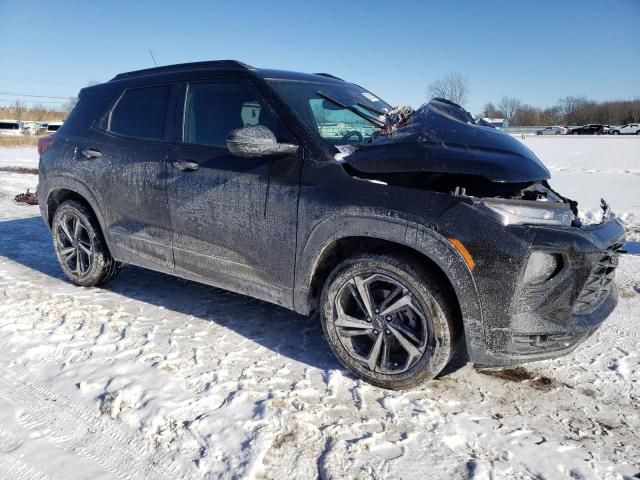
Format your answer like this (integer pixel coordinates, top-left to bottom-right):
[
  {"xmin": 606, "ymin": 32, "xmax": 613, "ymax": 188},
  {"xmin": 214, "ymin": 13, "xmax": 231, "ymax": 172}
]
[
  {"xmin": 110, "ymin": 60, "xmax": 345, "ymax": 84},
  {"xmin": 110, "ymin": 60, "xmax": 253, "ymax": 81}
]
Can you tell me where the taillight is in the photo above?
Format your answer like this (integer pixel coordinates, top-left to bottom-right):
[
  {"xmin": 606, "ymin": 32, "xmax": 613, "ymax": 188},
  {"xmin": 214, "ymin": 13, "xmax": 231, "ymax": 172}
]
[{"xmin": 37, "ymin": 135, "xmax": 57, "ymax": 156}]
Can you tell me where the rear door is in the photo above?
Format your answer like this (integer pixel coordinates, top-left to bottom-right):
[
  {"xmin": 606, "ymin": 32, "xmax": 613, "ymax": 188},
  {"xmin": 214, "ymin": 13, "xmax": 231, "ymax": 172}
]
[
  {"xmin": 79, "ymin": 84, "xmax": 178, "ymax": 269},
  {"xmin": 166, "ymin": 80, "xmax": 301, "ymax": 306}
]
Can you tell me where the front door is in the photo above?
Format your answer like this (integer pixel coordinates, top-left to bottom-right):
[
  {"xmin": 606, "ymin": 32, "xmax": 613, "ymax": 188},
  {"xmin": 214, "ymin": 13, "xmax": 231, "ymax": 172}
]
[{"xmin": 167, "ymin": 81, "xmax": 301, "ymax": 307}]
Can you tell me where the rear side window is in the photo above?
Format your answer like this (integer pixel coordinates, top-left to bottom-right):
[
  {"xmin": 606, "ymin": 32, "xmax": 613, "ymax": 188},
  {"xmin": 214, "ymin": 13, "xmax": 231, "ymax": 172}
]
[
  {"xmin": 109, "ymin": 85, "xmax": 172, "ymax": 140},
  {"xmin": 183, "ymin": 82, "xmax": 279, "ymax": 147}
]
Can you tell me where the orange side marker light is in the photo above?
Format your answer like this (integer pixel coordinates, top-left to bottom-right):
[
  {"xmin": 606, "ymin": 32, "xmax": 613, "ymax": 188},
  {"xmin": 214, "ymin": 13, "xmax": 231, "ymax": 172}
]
[{"xmin": 448, "ymin": 238, "xmax": 476, "ymax": 271}]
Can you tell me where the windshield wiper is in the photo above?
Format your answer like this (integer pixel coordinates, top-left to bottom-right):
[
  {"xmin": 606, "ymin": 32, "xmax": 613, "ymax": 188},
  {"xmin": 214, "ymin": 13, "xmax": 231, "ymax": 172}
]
[
  {"xmin": 355, "ymin": 101, "xmax": 388, "ymax": 117},
  {"xmin": 317, "ymin": 91, "xmax": 385, "ymax": 128}
]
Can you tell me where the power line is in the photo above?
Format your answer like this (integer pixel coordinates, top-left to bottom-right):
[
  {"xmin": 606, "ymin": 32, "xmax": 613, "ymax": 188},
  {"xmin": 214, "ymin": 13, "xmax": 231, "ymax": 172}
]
[
  {"xmin": 0, "ymin": 99, "xmax": 66, "ymax": 105},
  {"xmin": 0, "ymin": 91, "xmax": 71, "ymax": 100}
]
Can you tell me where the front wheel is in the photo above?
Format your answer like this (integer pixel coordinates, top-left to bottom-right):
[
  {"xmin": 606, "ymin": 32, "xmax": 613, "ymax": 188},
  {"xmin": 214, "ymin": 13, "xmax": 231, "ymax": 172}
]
[
  {"xmin": 320, "ymin": 254, "xmax": 456, "ymax": 389},
  {"xmin": 52, "ymin": 200, "xmax": 121, "ymax": 287}
]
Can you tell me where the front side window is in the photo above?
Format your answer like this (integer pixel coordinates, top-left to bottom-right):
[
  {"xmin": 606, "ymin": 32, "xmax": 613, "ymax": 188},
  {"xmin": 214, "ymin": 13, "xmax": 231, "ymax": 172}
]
[
  {"xmin": 269, "ymin": 80, "xmax": 391, "ymax": 146},
  {"xmin": 183, "ymin": 82, "xmax": 279, "ymax": 147},
  {"xmin": 109, "ymin": 85, "xmax": 172, "ymax": 140}
]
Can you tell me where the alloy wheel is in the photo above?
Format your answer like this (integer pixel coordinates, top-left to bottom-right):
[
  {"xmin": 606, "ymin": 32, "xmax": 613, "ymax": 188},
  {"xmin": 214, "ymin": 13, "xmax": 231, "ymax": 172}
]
[
  {"xmin": 333, "ymin": 273, "xmax": 429, "ymax": 374},
  {"xmin": 55, "ymin": 213, "xmax": 95, "ymax": 276}
]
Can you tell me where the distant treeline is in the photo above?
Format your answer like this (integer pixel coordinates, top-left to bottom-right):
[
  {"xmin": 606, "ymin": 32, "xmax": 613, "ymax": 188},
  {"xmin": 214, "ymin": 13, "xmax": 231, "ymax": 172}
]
[
  {"xmin": 483, "ymin": 96, "xmax": 640, "ymax": 127},
  {"xmin": 0, "ymin": 100, "xmax": 67, "ymax": 122}
]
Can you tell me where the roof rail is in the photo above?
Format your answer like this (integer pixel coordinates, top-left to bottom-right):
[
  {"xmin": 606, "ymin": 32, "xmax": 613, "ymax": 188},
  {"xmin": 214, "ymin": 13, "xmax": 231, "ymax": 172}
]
[
  {"xmin": 313, "ymin": 73, "xmax": 344, "ymax": 81},
  {"xmin": 110, "ymin": 60, "xmax": 254, "ymax": 81}
]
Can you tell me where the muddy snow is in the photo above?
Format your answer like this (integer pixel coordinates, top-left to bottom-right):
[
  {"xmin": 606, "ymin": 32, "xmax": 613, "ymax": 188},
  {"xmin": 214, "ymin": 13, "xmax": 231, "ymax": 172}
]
[{"xmin": 0, "ymin": 137, "xmax": 638, "ymax": 479}]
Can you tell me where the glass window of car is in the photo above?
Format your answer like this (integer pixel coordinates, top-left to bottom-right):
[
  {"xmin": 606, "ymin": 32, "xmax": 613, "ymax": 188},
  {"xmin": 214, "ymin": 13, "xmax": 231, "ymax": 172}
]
[
  {"xmin": 183, "ymin": 82, "xmax": 280, "ymax": 147},
  {"xmin": 109, "ymin": 85, "xmax": 172, "ymax": 140},
  {"xmin": 269, "ymin": 80, "xmax": 391, "ymax": 146}
]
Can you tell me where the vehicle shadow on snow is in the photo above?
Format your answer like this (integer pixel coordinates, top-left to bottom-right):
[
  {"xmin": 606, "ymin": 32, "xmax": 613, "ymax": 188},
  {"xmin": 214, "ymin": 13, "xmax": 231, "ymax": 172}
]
[
  {"xmin": 0, "ymin": 215, "xmax": 470, "ymax": 378},
  {"xmin": 0, "ymin": 215, "xmax": 340, "ymax": 372}
]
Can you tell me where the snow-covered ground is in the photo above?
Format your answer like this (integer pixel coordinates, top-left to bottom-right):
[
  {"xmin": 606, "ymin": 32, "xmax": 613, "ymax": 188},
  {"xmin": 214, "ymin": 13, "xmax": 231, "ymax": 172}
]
[
  {"xmin": 0, "ymin": 138, "xmax": 638, "ymax": 479},
  {"xmin": 518, "ymin": 136, "xmax": 640, "ymax": 237},
  {"xmin": 0, "ymin": 146, "xmax": 39, "ymax": 170}
]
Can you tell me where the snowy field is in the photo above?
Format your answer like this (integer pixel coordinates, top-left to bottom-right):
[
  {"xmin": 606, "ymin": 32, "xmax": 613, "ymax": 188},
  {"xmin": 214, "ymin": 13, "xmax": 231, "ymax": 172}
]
[{"xmin": 0, "ymin": 137, "xmax": 638, "ymax": 479}]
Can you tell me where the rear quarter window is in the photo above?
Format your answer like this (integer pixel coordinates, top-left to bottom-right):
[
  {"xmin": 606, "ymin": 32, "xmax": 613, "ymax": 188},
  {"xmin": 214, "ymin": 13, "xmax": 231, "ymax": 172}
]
[
  {"xmin": 58, "ymin": 90, "xmax": 115, "ymax": 136},
  {"xmin": 108, "ymin": 85, "xmax": 173, "ymax": 140}
]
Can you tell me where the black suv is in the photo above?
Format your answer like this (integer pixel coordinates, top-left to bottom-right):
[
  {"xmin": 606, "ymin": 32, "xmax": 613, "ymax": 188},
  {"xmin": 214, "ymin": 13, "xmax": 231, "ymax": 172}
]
[
  {"xmin": 37, "ymin": 61, "xmax": 625, "ymax": 389},
  {"xmin": 568, "ymin": 124, "xmax": 605, "ymax": 135}
]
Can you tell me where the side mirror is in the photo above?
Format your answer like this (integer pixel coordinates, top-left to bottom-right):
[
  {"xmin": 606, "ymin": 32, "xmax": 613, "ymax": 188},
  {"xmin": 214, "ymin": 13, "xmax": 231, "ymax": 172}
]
[{"xmin": 227, "ymin": 125, "xmax": 298, "ymax": 158}]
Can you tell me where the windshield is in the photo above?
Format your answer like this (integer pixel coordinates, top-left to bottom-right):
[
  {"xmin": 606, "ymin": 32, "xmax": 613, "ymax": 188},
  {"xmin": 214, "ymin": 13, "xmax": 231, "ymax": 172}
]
[{"xmin": 269, "ymin": 80, "xmax": 392, "ymax": 146}]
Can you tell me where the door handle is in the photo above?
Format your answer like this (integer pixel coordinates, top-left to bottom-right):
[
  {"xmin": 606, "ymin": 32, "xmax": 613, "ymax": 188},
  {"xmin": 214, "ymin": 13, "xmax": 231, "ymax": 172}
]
[
  {"xmin": 81, "ymin": 148, "xmax": 102, "ymax": 159},
  {"xmin": 172, "ymin": 159, "xmax": 199, "ymax": 172}
]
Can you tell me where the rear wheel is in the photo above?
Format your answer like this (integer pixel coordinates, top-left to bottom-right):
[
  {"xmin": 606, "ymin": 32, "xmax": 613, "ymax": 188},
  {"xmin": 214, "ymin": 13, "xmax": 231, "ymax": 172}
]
[
  {"xmin": 320, "ymin": 254, "xmax": 455, "ymax": 389},
  {"xmin": 52, "ymin": 200, "xmax": 121, "ymax": 287},
  {"xmin": 612, "ymin": 131, "xmax": 620, "ymax": 135}
]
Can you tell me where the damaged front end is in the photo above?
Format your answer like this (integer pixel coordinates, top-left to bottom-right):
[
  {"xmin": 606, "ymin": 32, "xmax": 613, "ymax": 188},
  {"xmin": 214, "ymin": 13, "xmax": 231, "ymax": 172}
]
[{"xmin": 336, "ymin": 98, "xmax": 625, "ymax": 366}]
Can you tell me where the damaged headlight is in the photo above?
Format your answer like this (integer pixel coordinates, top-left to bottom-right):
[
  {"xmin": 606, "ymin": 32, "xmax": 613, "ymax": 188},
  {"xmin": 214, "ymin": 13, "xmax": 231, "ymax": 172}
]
[{"xmin": 478, "ymin": 199, "xmax": 573, "ymax": 227}]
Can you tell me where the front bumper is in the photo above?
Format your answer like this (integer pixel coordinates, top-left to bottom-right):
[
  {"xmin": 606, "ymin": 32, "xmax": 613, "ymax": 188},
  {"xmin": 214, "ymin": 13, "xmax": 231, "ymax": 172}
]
[{"xmin": 443, "ymin": 204, "xmax": 626, "ymax": 367}]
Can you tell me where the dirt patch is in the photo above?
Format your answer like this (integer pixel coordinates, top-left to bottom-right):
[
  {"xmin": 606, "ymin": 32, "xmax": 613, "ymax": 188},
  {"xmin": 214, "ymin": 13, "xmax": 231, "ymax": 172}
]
[
  {"xmin": 618, "ymin": 279, "xmax": 640, "ymax": 298},
  {"xmin": 0, "ymin": 166, "xmax": 38, "ymax": 174},
  {"xmin": 480, "ymin": 367, "xmax": 560, "ymax": 391},
  {"xmin": 0, "ymin": 136, "xmax": 39, "ymax": 148}
]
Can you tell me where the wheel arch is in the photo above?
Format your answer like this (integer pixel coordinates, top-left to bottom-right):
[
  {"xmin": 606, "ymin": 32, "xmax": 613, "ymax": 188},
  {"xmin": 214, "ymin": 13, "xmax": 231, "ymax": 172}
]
[
  {"xmin": 294, "ymin": 215, "xmax": 485, "ymax": 353},
  {"xmin": 44, "ymin": 176, "xmax": 113, "ymax": 250}
]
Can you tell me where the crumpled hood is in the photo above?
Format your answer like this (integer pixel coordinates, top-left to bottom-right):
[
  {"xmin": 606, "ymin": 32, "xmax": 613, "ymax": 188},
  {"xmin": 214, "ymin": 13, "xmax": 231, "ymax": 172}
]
[{"xmin": 342, "ymin": 99, "xmax": 550, "ymax": 183}]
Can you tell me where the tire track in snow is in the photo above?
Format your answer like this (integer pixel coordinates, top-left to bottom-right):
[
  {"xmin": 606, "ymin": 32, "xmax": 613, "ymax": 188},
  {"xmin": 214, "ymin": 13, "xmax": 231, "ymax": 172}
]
[
  {"xmin": 0, "ymin": 453, "xmax": 51, "ymax": 480},
  {"xmin": 0, "ymin": 366, "xmax": 195, "ymax": 480}
]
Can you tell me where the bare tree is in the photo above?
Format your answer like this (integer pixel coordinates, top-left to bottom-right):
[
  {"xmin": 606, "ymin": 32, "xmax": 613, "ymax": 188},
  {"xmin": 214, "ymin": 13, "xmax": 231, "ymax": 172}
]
[
  {"xmin": 427, "ymin": 72, "xmax": 469, "ymax": 106},
  {"xmin": 12, "ymin": 99, "xmax": 25, "ymax": 121},
  {"xmin": 63, "ymin": 80, "xmax": 101, "ymax": 113},
  {"xmin": 30, "ymin": 103, "xmax": 47, "ymax": 121},
  {"xmin": 63, "ymin": 97, "xmax": 78, "ymax": 113},
  {"xmin": 498, "ymin": 96, "xmax": 521, "ymax": 123},
  {"xmin": 557, "ymin": 96, "xmax": 591, "ymax": 125},
  {"xmin": 512, "ymin": 104, "xmax": 540, "ymax": 126},
  {"xmin": 482, "ymin": 102, "xmax": 504, "ymax": 119}
]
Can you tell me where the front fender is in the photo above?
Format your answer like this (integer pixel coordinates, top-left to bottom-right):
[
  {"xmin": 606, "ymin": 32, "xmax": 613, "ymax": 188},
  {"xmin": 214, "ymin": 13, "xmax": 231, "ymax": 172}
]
[{"xmin": 293, "ymin": 214, "xmax": 484, "ymax": 355}]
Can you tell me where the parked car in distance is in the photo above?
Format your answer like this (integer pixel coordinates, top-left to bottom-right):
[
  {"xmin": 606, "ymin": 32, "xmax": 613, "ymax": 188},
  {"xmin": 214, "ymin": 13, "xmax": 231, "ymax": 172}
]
[
  {"xmin": 0, "ymin": 120, "xmax": 24, "ymax": 136},
  {"xmin": 609, "ymin": 123, "xmax": 640, "ymax": 135},
  {"xmin": 567, "ymin": 124, "xmax": 605, "ymax": 135},
  {"xmin": 536, "ymin": 126, "xmax": 567, "ymax": 135},
  {"xmin": 37, "ymin": 61, "xmax": 625, "ymax": 389},
  {"xmin": 46, "ymin": 121, "xmax": 63, "ymax": 132}
]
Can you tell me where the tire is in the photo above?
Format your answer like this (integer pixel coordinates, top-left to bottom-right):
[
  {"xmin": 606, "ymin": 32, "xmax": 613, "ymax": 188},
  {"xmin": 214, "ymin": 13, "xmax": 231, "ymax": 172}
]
[
  {"xmin": 319, "ymin": 254, "xmax": 456, "ymax": 389},
  {"xmin": 51, "ymin": 200, "xmax": 121, "ymax": 287},
  {"xmin": 636, "ymin": 131, "xmax": 640, "ymax": 135},
  {"xmin": 555, "ymin": 132, "xmax": 561, "ymax": 135},
  {"xmin": 612, "ymin": 131, "xmax": 620, "ymax": 135}
]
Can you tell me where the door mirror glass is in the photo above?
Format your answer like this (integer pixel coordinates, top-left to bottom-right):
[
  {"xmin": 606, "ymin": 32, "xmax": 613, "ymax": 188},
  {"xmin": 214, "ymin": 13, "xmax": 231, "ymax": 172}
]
[{"xmin": 227, "ymin": 126, "xmax": 298, "ymax": 158}]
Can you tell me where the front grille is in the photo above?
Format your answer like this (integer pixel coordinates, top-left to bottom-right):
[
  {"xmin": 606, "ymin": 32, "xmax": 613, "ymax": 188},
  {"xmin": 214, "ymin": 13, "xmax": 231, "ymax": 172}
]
[{"xmin": 574, "ymin": 242, "xmax": 623, "ymax": 313}]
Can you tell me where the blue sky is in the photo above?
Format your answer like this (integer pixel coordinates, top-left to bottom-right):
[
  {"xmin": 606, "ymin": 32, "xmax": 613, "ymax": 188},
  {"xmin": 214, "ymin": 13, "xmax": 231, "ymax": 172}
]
[{"xmin": 1, "ymin": 0, "xmax": 638, "ymax": 114}]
